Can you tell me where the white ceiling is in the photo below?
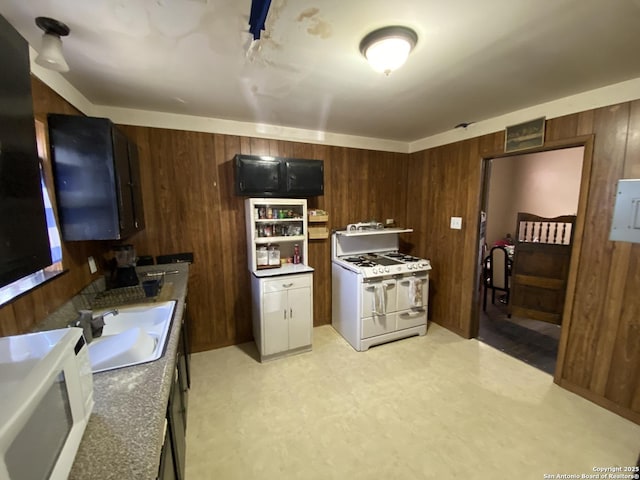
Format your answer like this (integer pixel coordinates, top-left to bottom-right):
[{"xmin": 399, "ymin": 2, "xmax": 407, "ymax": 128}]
[{"xmin": 2, "ymin": 0, "xmax": 640, "ymax": 145}]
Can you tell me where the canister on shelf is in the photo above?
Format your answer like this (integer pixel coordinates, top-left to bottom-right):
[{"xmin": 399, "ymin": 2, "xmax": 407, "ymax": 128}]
[
  {"xmin": 268, "ymin": 244, "xmax": 280, "ymax": 266},
  {"xmin": 257, "ymin": 246, "xmax": 268, "ymax": 266}
]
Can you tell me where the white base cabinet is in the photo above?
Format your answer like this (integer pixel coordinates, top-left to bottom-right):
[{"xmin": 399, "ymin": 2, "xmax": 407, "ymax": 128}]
[{"xmin": 251, "ymin": 272, "xmax": 313, "ymax": 361}]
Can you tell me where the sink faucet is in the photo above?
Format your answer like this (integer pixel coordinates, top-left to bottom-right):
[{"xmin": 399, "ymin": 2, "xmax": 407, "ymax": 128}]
[
  {"xmin": 89, "ymin": 309, "xmax": 118, "ymax": 339},
  {"xmin": 69, "ymin": 308, "xmax": 119, "ymax": 343},
  {"xmin": 99, "ymin": 309, "xmax": 119, "ymax": 320}
]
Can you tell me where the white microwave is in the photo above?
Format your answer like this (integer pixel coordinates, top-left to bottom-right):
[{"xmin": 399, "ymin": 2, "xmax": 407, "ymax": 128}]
[{"xmin": 0, "ymin": 327, "xmax": 94, "ymax": 479}]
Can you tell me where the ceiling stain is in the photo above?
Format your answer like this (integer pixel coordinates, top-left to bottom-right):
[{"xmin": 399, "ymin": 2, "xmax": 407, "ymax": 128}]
[
  {"xmin": 296, "ymin": 7, "xmax": 319, "ymax": 22},
  {"xmin": 296, "ymin": 7, "xmax": 332, "ymax": 39}
]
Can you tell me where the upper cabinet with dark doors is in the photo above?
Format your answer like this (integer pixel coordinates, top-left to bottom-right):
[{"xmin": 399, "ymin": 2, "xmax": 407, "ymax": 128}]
[
  {"xmin": 0, "ymin": 15, "xmax": 52, "ymax": 287},
  {"xmin": 48, "ymin": 114, "xmax": 145, "ymax": 241},
  {"xmin": 235, "ymin": 154, "xmax": 324, "ymax": 197}
]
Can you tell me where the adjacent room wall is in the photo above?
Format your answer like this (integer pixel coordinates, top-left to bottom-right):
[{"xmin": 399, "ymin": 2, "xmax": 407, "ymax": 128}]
[
  {"xmin": 486, "ymin": 148, "xmax": 583, "ymax": 246},
  {"xmin": 407, "ymin": 101, "xmax": 640, "ymax": 424}
]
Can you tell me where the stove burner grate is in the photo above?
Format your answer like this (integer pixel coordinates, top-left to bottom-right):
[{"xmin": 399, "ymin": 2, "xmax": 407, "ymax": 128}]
[{"xmin": 355, "ymin": 261, "xmax": 376, "ymax": 267}]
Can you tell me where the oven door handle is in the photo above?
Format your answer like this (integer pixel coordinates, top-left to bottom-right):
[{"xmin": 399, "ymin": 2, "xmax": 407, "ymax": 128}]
[{"xmin": 399, "ymin": 308, "xmax": 426, "ymax": 317}]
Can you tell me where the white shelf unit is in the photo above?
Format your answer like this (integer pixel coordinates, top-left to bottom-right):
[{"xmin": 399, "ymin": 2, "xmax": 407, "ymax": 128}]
[{"xmin": 245, "ymin": 198, "xmax": 309, "ymax": 272}]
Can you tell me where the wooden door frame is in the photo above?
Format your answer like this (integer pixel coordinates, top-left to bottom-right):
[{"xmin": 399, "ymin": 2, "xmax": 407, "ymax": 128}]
[{"xmin": 471, "ymin": 134, "xmax": 595, "ymax": 383}]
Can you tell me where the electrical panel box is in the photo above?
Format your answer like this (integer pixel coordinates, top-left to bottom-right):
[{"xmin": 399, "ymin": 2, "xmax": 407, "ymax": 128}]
[{"xmin": 609, "ymin": 179, "xmax": 640, "ymax": 243}]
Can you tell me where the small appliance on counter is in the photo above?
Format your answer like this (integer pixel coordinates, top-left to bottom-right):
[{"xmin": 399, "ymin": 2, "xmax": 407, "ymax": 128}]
[
  {"xmin": 111, "ymin": 244, "xmax": 139, "ymax": 288},
  {"xmin": 346, "ymin": 221, "xmax": 384, "ymax": 232},
  {"xmin": 0, "ymin": 328, "xmax": 94, "ymax": 479}
]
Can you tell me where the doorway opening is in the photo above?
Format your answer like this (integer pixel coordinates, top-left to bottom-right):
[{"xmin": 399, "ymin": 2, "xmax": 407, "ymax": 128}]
[{"xmin": 476, "ymin": 146, "xmax": 584, "ymax": 375}]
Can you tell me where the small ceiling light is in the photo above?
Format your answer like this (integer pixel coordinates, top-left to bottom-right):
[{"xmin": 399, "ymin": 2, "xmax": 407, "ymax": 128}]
[
  {"xmin": 359, "ymin": 26, "xmax": 417, "ymax": 75},
  {"xmin": 34, "ymin": 17, "xmax": 71, "ymax": 72}
]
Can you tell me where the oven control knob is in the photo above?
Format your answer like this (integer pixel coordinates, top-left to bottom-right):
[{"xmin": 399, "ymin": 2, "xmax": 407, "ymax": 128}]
[
  {"xmin": 384, "ymin": 267, "xmax": 390, "ymax": 273},
  {"xmin": 372, "ymin": 268, "xmax": 378, "ymax": 274},
  {"xmin": 408, "ymin": 264, "xmax": 414, "ymax": 270}
]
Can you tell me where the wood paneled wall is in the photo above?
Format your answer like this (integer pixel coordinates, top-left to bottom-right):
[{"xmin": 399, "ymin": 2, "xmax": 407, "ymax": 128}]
[
  {"xmin": 118, "ymin": 126, "xmax": 408, "ymax": 350},
  {"xmin": 2, "ymin": 77, "xmax": 637, "ymax": 424},
  {"xmin": 407, "ymin": 101, "xmax": 640, "ymax": 424},
  {"xmin": 0, "ymin": 77, "xmax": 111, "ymax": 337}
]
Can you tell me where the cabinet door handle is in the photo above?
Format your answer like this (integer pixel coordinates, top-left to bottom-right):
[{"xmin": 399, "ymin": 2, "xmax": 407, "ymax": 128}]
[
  {"xmin": 284, "ymin": 309, "xmax": 287, "ymax": 319},
  {"xmin": 290, "ymin": 308, "xmax": 293, "ymax": 318},
  {"xmin": 282, "ymin": 283, "xmax": 293, "ymax": 288}
]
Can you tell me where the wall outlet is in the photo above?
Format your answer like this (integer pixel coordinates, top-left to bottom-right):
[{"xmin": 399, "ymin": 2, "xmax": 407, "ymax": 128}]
[
  {"xmin": 385, "ymin": 218, "xmax": 395, "ymax": 225},
  {"xmin": 88, "ymin": 256, "xmax": 97, "ymax": 274},
  {"xmin": 450, "ymin": 217, "xmax": 462, "ymax": 230}
]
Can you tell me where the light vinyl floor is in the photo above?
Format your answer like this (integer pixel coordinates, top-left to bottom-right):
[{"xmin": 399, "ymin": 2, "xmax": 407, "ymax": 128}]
[{"xmin": 186, "ymin": 324, "xmax": 639, "ymax": 479}]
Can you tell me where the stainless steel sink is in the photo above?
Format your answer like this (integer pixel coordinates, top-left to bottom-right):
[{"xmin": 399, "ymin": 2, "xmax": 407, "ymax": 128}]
[{"xmin": 88, "ymin": 301, "xmax": 176, "ymax": 373}]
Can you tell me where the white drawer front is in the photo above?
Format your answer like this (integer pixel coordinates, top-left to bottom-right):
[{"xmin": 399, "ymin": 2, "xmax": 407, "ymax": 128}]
[
  {"xmin": 397, "ymin": 309, "xmax": 427, "ymax": 330},
  {"xmin": 361, "ymin": 313, "xmax": 396, "ymax": 339},
  {"xmin": 264, "ymin": 274, "xmax": 312, "ymax": 293}
]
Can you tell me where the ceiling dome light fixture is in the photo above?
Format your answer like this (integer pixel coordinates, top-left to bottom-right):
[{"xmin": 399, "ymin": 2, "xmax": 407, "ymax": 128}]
[
  {"xmin": 35, "ymin": 17, "xmax": 71, "ymax": 72},
  {"xmin": 359, "ymin": 26, "xmax": 417, "ymax": 76}
]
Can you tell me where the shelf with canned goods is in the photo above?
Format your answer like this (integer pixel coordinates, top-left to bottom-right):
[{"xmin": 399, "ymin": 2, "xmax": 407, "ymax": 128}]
[{"xmin": 245, "ymin": 198, "xmax": 309, "ymax": 272}]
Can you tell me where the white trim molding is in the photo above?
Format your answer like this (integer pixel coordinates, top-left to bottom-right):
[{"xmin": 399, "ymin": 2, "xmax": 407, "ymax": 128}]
[
  {"xmin": 30, "ymin": 50, "xmax": 640, "ymax": 155},
  {"xmin": 409, "ymin": 77, "xmax": 640, "ymax": 153}
]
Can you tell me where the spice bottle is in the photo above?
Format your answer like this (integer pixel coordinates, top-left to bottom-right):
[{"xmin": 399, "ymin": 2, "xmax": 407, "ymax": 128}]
[{"xmin": 293, "ymin": 244, "xmax": 301, "ymax": 264}]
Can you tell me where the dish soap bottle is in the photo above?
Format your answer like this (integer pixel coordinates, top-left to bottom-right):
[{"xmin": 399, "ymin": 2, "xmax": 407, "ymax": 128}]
[{"xmin": 293, "ymin": 244, "xmax": 301, "ymax": 264}]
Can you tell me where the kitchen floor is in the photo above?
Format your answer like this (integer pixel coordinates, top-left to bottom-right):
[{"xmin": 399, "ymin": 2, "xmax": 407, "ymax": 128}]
[{"xmin": 185, "ymin": 324, "xmax": 639, "ymax": 480}]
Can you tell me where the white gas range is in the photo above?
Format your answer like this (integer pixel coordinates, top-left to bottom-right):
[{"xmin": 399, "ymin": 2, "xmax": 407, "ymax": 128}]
[{"xmin": 331, "ymin": 227, "xmax": 432, "ymax": 351}]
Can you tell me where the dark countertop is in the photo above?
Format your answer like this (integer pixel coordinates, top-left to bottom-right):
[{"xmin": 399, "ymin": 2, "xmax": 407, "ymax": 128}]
[{"xmin": 36, "ymin": 263, "xmax": 189, "ymax": 480}]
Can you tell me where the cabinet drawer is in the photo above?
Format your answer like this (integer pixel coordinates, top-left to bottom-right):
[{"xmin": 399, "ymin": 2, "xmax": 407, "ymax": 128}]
[
  {"xmin": 362, "ymin": 313, "xmax": 396, "ymax": 339},
  {"xmin": 264, "ymin": 274, "xmax": 311, "ymax": 293},
  {"xmin": 397, "ymin": 309, "xmax": 427, "ymax": 330}
]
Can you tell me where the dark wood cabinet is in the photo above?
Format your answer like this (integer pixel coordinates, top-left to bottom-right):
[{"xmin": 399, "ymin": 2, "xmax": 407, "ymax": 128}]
[
  {"xmin": 158, "ymin": 419, "xmax": 176, "ymax": 480},
  {"xmin": 235, "ymin": 154, "xmax": 323, "ymax": 197},
  {"xmin": 284, "ymin": 159, "xmax": 324, "ymax": 196},
  {"xmin": 235, "ymin": 155, "xmax": 281, "ymax": 195},
  {"xmin": 47, "ymin": 114, "xmax": 145, "ymax": 241},
  {"xmin": 159, "ymin": 319, "xmax": 189, "ymax": 480},
  {"xmin": 0, "ymin": 15, "xmax": 52, "ymax": 287},
  {"xmin": 181, "ymin": 302, "xmax": 192, "ymax": 389}
]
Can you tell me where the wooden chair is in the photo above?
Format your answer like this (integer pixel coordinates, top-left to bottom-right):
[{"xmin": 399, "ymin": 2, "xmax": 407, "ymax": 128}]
[{"xmin": 483, "ymin": 246, "xmax": 511, "ymax": 311}]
